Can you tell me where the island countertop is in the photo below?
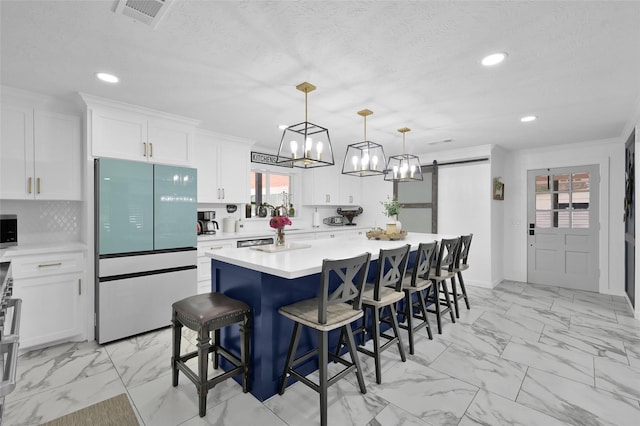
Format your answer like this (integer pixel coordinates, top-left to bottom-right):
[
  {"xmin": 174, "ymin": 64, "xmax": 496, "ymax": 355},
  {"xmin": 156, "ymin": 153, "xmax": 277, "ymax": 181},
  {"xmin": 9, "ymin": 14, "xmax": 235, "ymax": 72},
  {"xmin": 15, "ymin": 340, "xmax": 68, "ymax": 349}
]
[{"xmin": 205, "ymin": 232, "xmax": 451, "ymax": 279}]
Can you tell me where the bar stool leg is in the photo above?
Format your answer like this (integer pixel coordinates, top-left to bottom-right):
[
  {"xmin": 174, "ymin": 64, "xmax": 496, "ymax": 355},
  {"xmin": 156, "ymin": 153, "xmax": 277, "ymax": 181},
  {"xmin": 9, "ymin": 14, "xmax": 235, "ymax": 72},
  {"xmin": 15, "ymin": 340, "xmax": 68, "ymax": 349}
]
[
  {"xmin": 318, "ymin": 330, "xmax": 328, "ymax": 426},
  {"xmin": 279, "ymin": 322, "xmax": 302, "ymax": 395},
  {"xmin": 450, "ymin": 276, "xmax": 461, "ymax": 318},
  {"xmin": 442, "ymin": 280, "xmax": 456, "ymax": 323},
  {"xmin": 213, "ymin": 328, "xmax": 220, "ymax": 370},
  {"xmin": 197, "ymin": 327, "xmax": 210, "ymax": 417},
  {"xmin": 240, "ymin": 313, "xmax": 251, "ymax": 393},
  {"xmin": 458, "ymin": 271, "xmax": 471, "ymax": 309},
  {"xmin": 388, "ymin": 303, "xmax": 406, "ymax": 362},
  {"xmin": 416, "ymin": 289, "xmax": 433, "ymax": 340},
  {"xmin": 432, "ymin": 280, "xmax": 443, "ymax": 334},
  {"xmin": 344, "ymin": 324, "xmax": 367, "ymax": 394},
  {"xmin": 171, "ymin": 313, "xmax": 181, "ymax": 387},
  {"xmin": 404, "ymin": 292, "xmax": 416, "ymax": 354},
  {"xmin": 372, "ymin": 307, "xmax": 382, "ymax": 384}
]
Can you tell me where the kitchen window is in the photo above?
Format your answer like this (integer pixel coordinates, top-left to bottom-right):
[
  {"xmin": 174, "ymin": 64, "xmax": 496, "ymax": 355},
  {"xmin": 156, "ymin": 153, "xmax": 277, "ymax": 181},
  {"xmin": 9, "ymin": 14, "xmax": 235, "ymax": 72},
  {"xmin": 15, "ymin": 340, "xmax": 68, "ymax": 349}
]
[{"xmin": 251, "ymin": 171, "xmax": 291, "ymax": 210}]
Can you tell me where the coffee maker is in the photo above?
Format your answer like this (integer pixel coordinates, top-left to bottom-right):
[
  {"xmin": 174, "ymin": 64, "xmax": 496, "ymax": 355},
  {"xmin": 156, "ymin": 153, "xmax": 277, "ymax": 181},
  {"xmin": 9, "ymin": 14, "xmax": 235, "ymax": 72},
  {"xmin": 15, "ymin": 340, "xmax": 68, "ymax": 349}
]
[{"xmin": 197, "ymin": 211, "xmax": 219, "ymax": 235}]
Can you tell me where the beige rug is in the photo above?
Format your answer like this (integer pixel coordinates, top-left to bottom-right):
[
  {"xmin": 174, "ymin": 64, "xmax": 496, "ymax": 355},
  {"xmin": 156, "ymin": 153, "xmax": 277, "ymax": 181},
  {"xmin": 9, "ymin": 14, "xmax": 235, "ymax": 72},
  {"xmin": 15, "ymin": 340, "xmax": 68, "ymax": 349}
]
[{"xmin": 41, "ymin": 393, "xmax": 139, "ymax": 426}]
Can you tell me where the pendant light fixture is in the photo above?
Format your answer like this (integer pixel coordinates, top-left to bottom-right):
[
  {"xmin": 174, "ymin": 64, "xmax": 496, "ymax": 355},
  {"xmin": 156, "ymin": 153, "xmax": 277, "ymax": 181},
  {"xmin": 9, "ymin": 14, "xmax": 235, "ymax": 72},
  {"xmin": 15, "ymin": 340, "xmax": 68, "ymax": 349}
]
[
  {"xmin": 276, "ymin": 82, "xmax": 334, "ymax": 168},
  {"xmin": 384, "ymin": 127, "xmax": 423, "ymax": 181},
  {"xmin": 341, "ymin": 109, "xmax": 387, "ymax": 177}
]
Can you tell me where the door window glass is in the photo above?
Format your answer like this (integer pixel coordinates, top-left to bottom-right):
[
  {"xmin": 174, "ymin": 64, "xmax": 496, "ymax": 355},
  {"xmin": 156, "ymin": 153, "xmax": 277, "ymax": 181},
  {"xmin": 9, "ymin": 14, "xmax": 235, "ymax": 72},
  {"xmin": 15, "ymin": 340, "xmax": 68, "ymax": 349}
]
[{"xmin": 534, "ymin": 171, "xmax": 590, "ymax": 229}]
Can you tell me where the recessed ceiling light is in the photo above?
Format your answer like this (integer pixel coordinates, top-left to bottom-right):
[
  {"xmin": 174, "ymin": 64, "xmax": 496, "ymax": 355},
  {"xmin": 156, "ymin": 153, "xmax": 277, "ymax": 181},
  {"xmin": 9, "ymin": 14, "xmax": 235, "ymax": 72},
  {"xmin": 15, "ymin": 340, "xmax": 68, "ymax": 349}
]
[
  {"xmin": 278, "ymin": 124, "xmax": 288, "ymax": 130},
  {"xmin": 96, "ymin": 72, "xmax": 119, "ymax": 83},
  {"xmin": 520, "ymin": 115, "xmax": 537, "ymax": 122},
  {"xmin": 481, "ymin": 52, "xmax": 507, "ymax": 66}
]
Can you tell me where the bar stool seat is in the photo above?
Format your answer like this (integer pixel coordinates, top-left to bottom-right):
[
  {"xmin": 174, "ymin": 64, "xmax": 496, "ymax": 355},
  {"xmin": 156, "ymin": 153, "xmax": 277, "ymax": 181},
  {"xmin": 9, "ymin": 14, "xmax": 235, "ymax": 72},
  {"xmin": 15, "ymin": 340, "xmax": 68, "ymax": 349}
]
[{"xmin": 172, "ymin": 292, "xmax": 251, "ymax": 417}]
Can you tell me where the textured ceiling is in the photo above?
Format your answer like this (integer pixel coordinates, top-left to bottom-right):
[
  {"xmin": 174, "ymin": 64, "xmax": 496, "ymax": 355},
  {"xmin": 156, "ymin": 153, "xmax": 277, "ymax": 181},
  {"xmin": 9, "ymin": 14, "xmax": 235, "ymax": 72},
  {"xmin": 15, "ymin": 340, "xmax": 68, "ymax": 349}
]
[{"xmin": 1, "ymin": 0, "xmax": 640, "ymax": 157}]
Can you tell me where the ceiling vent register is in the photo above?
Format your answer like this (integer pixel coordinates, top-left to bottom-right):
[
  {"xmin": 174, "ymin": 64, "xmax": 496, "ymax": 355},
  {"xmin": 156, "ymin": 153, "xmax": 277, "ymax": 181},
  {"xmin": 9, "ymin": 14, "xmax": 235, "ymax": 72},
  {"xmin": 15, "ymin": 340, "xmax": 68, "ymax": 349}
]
[{"xmin": 115, "ymin": 0, "xmax": 174, "ymax": 29}]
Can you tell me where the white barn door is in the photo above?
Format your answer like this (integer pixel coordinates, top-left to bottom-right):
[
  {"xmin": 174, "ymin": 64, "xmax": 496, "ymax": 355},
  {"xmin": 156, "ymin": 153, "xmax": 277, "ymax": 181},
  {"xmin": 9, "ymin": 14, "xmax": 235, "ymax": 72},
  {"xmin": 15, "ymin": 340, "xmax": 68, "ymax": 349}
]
[{"xmin": 527, "ymin": 165, "xmax": 599, "ymax": 291}]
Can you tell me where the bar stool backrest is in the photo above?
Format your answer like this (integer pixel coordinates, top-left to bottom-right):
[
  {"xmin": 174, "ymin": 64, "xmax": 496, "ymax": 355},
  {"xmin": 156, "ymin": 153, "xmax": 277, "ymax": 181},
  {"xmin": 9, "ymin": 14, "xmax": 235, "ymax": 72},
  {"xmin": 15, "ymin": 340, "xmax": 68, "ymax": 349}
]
[
  {"xmin": 374, "ymin": 244, "xmax": 411, "ymax": 298},
  {"xmin": 318, "ymin": 252, "xmax": 371, "ymax": 324},
  {"xmin": 458, "ymin": 234, "xmax": 473, "ymax": 267},
  {"xmin": 435, "ymin": 237, "xmax": 461, "ymax": 277},
  {"xmin": 409, "ymin": 241, "xmax": 438, "ymax": 286}
]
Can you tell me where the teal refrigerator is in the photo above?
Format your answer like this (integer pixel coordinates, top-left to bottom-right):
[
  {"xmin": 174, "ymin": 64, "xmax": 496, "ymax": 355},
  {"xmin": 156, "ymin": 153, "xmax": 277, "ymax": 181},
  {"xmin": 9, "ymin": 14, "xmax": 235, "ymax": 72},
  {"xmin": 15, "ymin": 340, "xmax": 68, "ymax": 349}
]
[{"xmin": 95, "ymin": 158, "xmax": 197, "ymax": 343}]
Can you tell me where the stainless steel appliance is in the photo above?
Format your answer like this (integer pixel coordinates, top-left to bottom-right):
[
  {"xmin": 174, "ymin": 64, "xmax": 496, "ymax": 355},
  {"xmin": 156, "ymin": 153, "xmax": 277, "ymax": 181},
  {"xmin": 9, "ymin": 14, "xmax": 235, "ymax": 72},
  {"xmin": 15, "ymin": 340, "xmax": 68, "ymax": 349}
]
[
  {"xmin": 237, "ymin": 238, "xmax": 274, "ymax": 248},
  {"xmin": 0, "ymin": 215, "xmax": 17, "ymax": 249},
  {"xmin": 95, "ymin": 158, "xmax": 197, "ymax": 344},
  {"xmin": 198, "ymin": 211, "xmax": 218, "ymax": 235},
  {"xmin": 0, "ymin": 261, "xmax": 22, "ymax": 422}
]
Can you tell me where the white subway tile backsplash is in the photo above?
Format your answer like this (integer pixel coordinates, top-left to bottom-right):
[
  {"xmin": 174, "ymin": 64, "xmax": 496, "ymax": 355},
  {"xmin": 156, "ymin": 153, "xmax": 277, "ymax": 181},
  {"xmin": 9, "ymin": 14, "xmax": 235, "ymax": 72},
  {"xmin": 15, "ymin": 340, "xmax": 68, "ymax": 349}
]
[{"xmin": 0, "ymin": 200, "xmax": 81, "ymax": 245}]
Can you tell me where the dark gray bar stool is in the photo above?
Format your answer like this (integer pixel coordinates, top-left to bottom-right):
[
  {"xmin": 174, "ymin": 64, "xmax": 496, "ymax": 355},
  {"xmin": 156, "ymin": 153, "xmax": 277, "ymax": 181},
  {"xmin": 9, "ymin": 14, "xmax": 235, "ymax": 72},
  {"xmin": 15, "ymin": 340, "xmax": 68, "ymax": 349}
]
[
  {"xmin": 427, "ymin": 237, "xmax": 459, "ymax": 333},
  {"xmin": 449, "ymin": 233, "xmax": 473, "ymax": 317},
  {"xmin": 339, "ymin": 244, "xmax": 410, "ymax": 384},
  {"xmin": 172, "ymin": 292, "xmax": 251, "ymax": 417},
  {"xmin": 395, "ymin": 241, "xmax": 438, "ymax": 354},
  {"xmin": 278, "ymin": 252, "xmax": 371, "ymax": 426}
]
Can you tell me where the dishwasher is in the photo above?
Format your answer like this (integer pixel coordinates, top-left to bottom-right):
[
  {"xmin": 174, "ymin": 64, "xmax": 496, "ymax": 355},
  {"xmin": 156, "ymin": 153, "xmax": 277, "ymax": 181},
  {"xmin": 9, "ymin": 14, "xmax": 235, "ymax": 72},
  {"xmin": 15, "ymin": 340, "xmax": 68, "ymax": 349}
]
[{"xmin": 236, "ymin": 238, "xmax": 274, "ymax": 248}]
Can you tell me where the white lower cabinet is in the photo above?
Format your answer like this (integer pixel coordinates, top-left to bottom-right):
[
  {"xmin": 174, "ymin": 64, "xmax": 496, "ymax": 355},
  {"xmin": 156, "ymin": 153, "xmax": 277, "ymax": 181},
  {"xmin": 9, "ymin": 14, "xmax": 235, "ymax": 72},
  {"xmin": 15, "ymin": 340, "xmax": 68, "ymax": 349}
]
[
  {"xmin": 283, "ymin": 232, "xmax": 315, "ymax": 242},
  {"xmin": 197, "ymin": 240, "xmax": 235, "ymax": 294},
  {"xmin": 9, "ymin": 250, "xmax": 85, "ymax": 349},
  {"xmin": 315, "ymin": 229, "xmax": 365, "ymax": 240}
]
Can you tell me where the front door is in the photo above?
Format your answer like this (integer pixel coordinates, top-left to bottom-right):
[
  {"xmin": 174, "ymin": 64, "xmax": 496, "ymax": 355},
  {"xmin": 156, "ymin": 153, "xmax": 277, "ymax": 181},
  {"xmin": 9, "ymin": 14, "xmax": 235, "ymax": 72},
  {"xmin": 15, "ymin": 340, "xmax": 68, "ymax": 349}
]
[{"xmin": 527, "ymin": 165, "xmax": 599, "ymax": 291}]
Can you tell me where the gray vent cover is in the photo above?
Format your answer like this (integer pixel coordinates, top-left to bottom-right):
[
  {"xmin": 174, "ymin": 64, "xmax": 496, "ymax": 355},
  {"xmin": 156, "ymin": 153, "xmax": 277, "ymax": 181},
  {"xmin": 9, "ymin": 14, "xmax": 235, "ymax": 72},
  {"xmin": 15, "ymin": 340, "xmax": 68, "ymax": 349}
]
[{"xmin": 115, "ymin": 0, "xmax": 174, "ymax": 29}]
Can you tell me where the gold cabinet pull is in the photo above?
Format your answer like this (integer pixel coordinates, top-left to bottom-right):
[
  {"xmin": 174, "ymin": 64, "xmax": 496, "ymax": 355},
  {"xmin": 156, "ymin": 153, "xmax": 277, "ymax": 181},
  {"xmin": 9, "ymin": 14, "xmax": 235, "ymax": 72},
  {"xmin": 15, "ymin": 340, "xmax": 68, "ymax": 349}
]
[
  {"xmin": 38, "ymin": 262, "xmax": 62, "ymax": 268},
  {"xmin": 149, "ymin": 143, "xmax": 153, "ymax": 157},
  {"xmin": 78, "ymin": 279, "xmax": 82, "ymax": 295},
  {"xmin": 37, "ymin": 177, "xmax": 41, "ymax": 194},
  {"xmin": 27, "ymin": 177, "xmax": 32, "ymax": 194},
  {"xmin": 143, "ymin": 142, "xmax": 147, "ymax": 157}
]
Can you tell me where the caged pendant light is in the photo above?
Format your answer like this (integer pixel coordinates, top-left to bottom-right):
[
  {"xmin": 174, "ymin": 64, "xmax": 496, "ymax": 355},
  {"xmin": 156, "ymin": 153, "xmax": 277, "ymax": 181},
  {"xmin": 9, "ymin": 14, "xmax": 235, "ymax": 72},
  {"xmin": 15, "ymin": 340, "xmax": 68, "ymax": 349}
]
[
  {"xmin": 276, "ymin": 82, "xmax": 334, "ymax": 169},
  {"xmin": 341, "ymin": 109, "xmax": 387, "ymax": 177},
  {"xmin": 384, "ymin": 127, "xmax": 423, "ymax": 181}
]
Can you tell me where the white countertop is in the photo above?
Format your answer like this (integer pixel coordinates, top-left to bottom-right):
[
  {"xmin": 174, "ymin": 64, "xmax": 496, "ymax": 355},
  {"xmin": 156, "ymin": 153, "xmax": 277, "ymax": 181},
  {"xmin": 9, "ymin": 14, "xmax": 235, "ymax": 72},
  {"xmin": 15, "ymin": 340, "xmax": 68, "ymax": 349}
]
[
  {"xmin": 205, "ymin": 232, "xmax": 450, "ymax": 279},
  {"xmin": 0, "ymin": 241, "xmax": 87, "ymax": 259}
]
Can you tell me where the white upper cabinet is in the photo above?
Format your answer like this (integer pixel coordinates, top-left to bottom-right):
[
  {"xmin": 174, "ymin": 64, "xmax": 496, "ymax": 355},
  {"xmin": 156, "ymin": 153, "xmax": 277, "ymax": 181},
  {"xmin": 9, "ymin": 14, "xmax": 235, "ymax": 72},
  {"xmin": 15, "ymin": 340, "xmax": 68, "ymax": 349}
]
[
  {"xmin": 302, "ymin": 166, "xmax": 339, "ymax": 205},
  {"xmin": 1, "ymin": 103, "xmax": 81, "ymax": 200},
  {"xmin": 82, "ymin": 94, "xmax": 198, "ymax": 166},
  {"xmin": 338, "ymin": 174, "xmax": 362, "ymax": 205},
  {"xmin": 194, "ymin": 130, "xmax": 252, "ymax": 204}
]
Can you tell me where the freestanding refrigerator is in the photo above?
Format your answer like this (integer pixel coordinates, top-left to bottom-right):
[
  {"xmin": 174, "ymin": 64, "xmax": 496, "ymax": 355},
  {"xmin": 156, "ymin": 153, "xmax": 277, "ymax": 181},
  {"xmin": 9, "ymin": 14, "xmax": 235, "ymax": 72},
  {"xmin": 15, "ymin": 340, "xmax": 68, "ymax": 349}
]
[{"xmin": 95, "ymin": 158, "xmax": 197, "ymax": 344}]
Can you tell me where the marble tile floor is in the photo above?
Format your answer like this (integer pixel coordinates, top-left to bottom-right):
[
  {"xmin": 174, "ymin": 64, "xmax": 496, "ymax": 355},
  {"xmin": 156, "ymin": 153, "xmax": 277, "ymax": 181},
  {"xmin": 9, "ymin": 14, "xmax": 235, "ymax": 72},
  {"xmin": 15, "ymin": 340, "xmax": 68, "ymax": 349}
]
[{"xmin": 4, "ymin": 280, "xmax": 640, "ymax": 426}]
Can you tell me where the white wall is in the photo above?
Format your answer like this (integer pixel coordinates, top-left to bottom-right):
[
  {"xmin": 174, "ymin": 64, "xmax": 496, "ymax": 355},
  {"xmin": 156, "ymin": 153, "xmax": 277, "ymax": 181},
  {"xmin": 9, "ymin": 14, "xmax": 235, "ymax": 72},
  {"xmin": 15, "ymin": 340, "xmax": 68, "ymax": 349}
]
[
  {"xmin": 491, "ymin": 145, "xmax": 507, "ymax": 286},
  {"xmin": 502, "ymin": 138, "xmax": 625, "ymax": 296}
]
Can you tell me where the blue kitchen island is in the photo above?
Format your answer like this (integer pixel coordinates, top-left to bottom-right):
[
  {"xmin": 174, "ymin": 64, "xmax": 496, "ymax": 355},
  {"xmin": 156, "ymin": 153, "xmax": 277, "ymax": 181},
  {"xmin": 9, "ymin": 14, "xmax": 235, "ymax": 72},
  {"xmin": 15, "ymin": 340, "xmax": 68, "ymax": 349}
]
[{"xmin": 206, "ymin": 232, "xmax": 448, "ymax": 401}]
